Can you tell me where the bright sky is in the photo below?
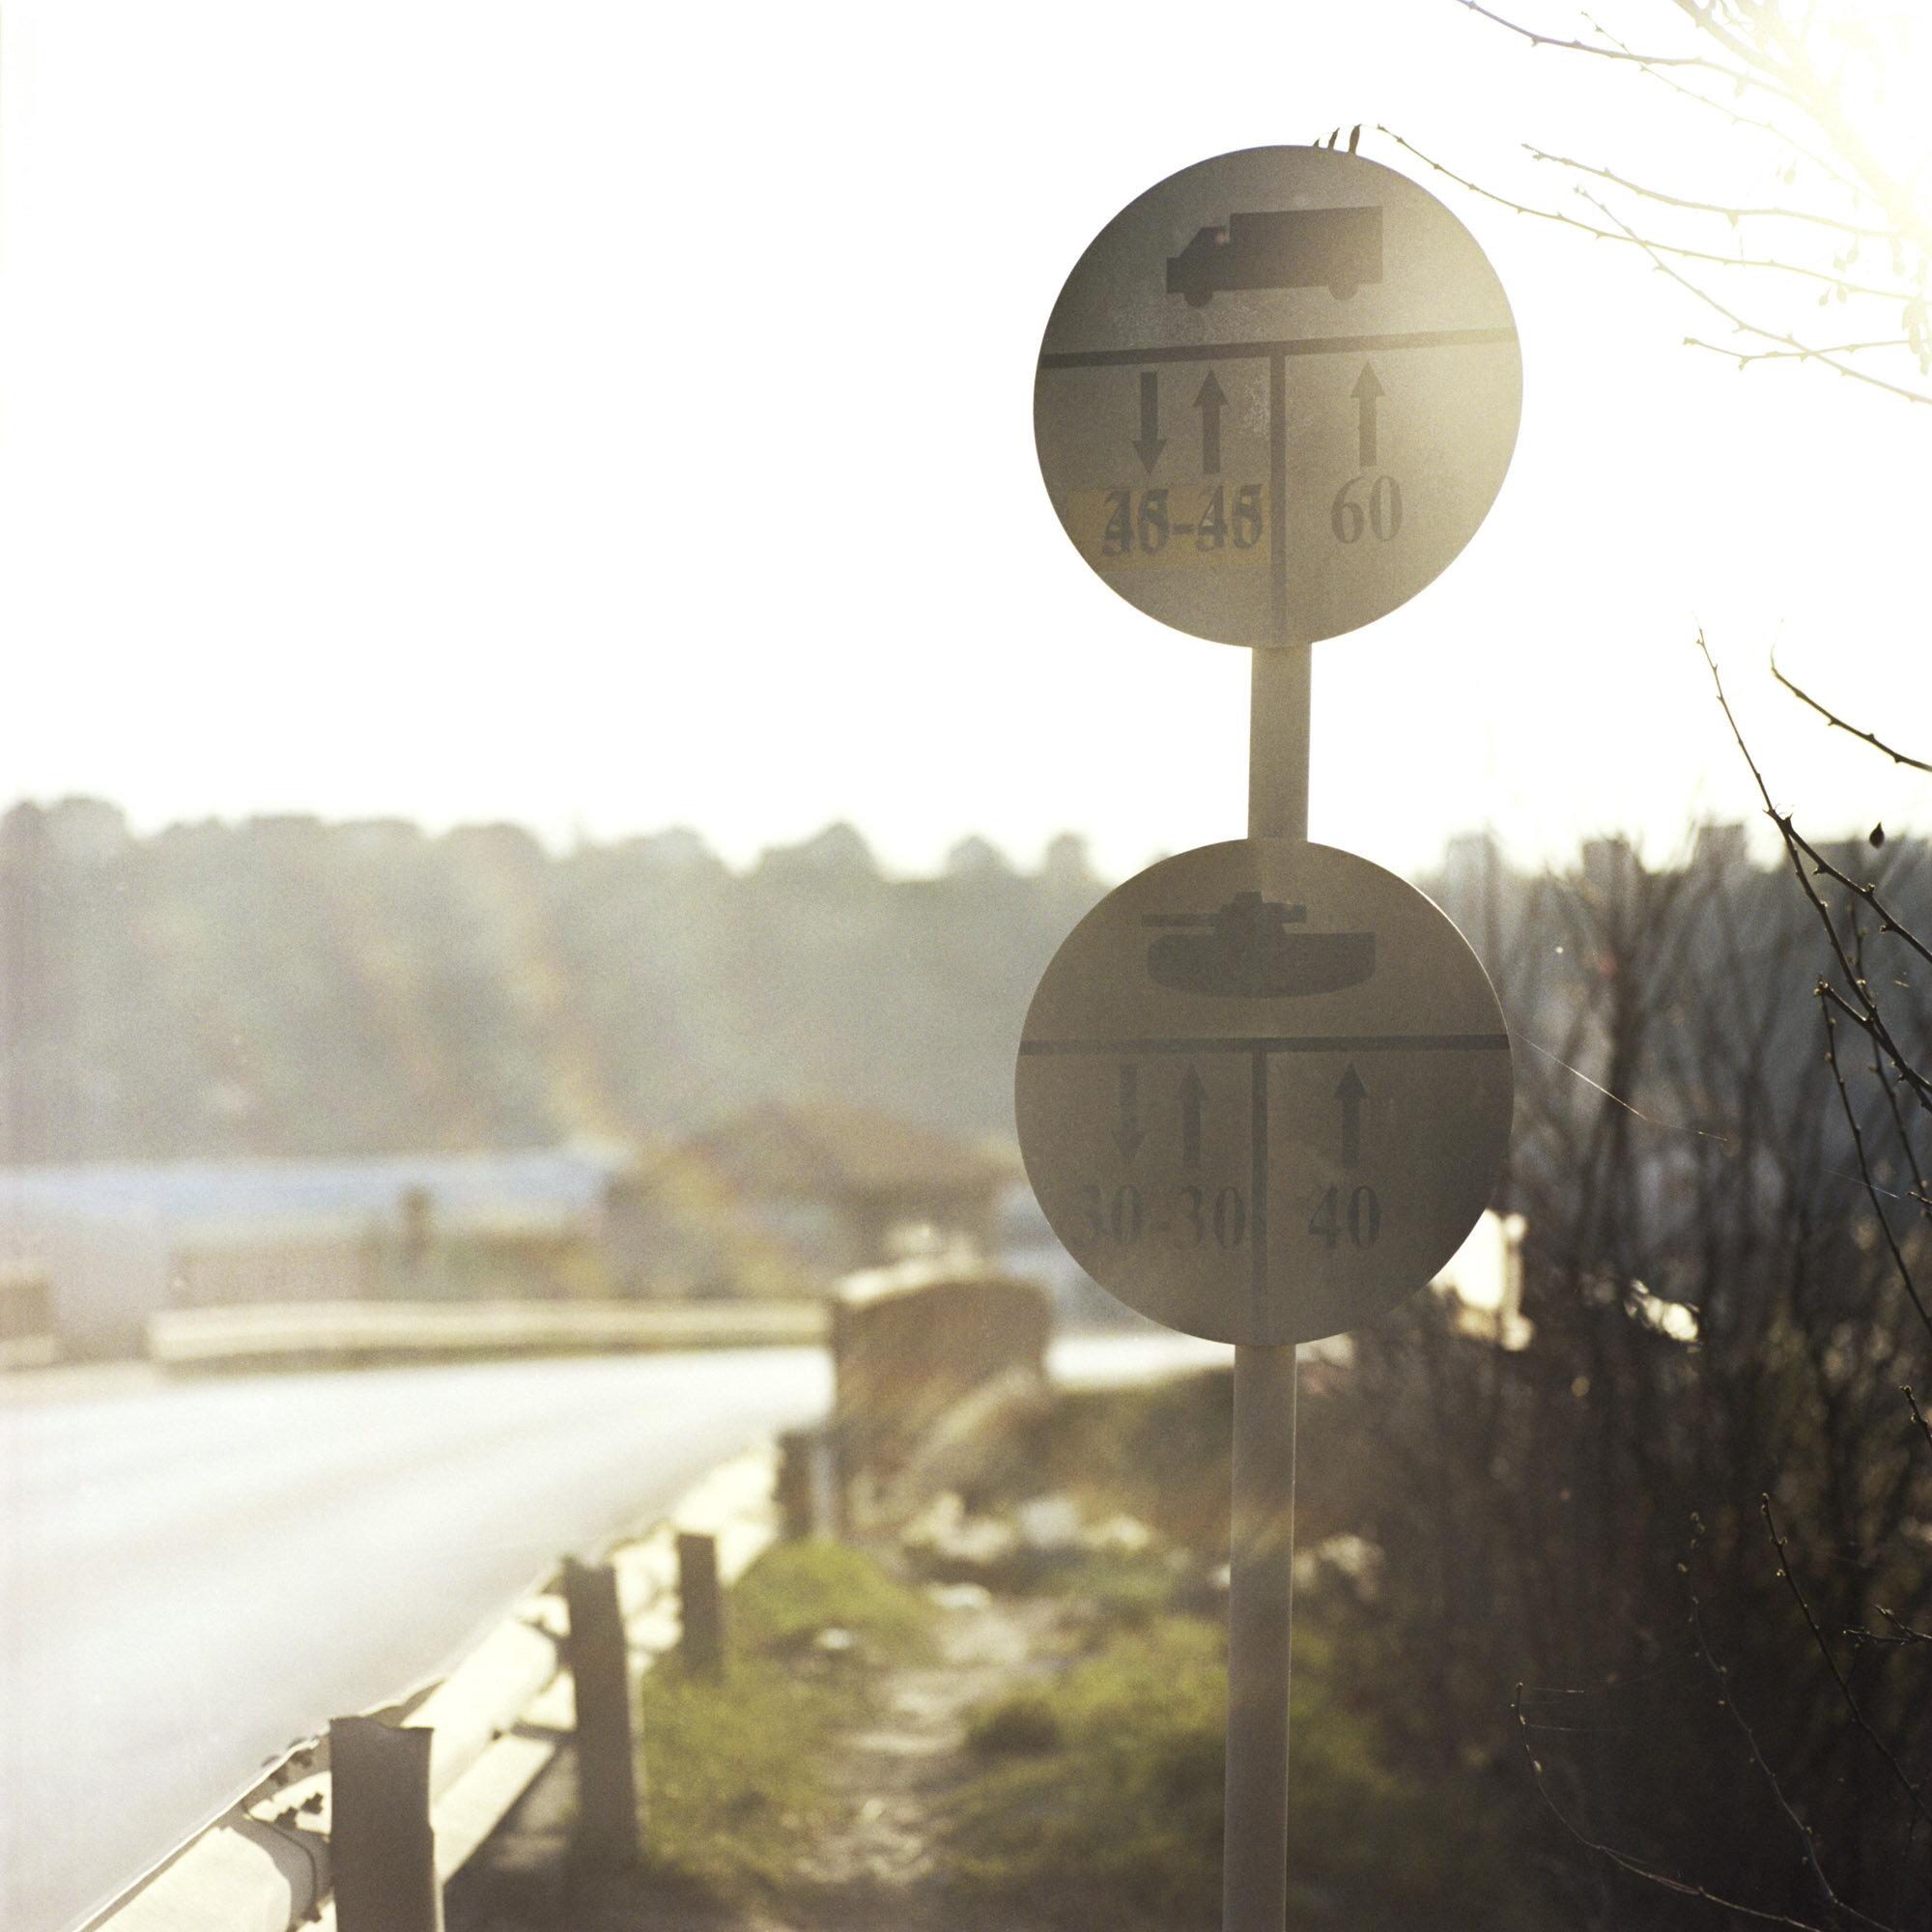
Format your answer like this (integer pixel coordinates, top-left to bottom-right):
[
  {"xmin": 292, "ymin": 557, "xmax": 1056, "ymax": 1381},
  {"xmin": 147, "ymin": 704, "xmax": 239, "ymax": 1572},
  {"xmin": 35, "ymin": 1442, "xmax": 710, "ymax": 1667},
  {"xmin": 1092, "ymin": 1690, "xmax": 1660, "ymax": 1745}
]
[{"xmin": 1, "ymin": 1, "xmax": 1927, "ymax": 883}]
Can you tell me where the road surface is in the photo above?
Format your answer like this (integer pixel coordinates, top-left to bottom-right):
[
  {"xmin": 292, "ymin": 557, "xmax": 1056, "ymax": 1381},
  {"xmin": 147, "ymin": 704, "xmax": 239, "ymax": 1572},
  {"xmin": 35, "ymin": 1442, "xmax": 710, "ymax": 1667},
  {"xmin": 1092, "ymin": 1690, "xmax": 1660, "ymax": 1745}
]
[
  {"xmin": 1, "ymin": 1348, "xmax": 832, "ymax": 1932},
  {"xmin": 0, "ymin": 1328, "xmax": 1230, "ymax": 1932}
]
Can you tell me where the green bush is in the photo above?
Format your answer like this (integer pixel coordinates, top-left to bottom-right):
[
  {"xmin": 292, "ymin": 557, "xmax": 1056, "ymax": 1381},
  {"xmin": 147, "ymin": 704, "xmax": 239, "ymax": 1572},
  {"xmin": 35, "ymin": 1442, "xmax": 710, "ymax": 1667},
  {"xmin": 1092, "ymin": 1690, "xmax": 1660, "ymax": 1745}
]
[{"xmin": 946, "ymin": 1615, "xmax": 1531, "ymax": 1932}]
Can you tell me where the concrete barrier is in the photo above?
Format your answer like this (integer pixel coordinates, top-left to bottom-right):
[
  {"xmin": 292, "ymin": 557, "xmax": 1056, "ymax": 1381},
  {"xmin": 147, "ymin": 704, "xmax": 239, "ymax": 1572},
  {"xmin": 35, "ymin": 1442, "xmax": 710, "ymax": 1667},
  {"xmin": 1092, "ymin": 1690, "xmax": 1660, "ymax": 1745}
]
[{"xmin": 830, "ymin": 1254, "xmax": 1050, "ymax": 1524}]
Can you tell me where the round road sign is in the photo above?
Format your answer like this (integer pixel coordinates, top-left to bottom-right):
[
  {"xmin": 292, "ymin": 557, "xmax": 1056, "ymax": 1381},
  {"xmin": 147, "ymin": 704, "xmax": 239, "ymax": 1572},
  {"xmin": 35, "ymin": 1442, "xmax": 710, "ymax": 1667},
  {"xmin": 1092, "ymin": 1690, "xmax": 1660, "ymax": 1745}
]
[
  {"xmin": 1035, "ymin": 146, "xmax": 1520, "ymax": 649},
  {"xmin": 1015, "ymin": 840, "xmax": 1513, "ymax": 1345}
]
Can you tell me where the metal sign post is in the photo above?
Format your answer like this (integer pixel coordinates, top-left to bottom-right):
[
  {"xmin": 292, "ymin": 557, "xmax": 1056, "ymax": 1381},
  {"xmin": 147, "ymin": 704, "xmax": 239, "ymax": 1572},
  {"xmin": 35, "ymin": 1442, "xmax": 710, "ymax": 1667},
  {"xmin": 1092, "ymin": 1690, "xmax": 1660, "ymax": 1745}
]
[
  {"xmin": 1229, "ymin": 640, "xmax": 1308, "ymax": 1932},
  {"xmin": 1022, "ymin": 144, "xmax": 1521, "ymax": 1932}
]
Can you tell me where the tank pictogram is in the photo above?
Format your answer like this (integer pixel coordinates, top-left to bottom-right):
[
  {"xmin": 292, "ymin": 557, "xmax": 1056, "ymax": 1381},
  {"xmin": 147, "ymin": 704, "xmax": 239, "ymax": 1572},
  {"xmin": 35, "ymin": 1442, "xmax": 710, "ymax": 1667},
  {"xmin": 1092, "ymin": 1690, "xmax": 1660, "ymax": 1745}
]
[{"xmin": 1142, "ymin": 893, "xmax": 1376, "ymax": 997}]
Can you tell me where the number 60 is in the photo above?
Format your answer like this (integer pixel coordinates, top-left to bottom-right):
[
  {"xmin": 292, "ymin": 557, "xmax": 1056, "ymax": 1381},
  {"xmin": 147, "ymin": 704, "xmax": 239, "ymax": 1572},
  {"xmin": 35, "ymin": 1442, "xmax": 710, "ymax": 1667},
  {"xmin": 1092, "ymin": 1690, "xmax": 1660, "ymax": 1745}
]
[{"xmin": 1330, "ymin": 474, "xmax": 1403, "ymax": 543}]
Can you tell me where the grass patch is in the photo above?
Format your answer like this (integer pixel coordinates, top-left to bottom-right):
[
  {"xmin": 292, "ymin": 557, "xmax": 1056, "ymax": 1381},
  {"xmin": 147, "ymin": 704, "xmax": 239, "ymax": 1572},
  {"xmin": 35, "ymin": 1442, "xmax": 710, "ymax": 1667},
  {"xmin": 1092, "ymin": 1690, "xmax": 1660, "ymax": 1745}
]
[
  {"xmin": 633, "ymin": 1538, "xmax": 931, "ymax": 1901},
  {"xmin": 946, "ymin": 1614, "xmax": 1532, "ymax": 1932},
  {"xmin": 732, "ymin": 1534, "xmax": 932, "ymax": 1661},
  {"xmin": 1027, "ymin": 1543, "xmax": 1201, "ymax": 1629}
]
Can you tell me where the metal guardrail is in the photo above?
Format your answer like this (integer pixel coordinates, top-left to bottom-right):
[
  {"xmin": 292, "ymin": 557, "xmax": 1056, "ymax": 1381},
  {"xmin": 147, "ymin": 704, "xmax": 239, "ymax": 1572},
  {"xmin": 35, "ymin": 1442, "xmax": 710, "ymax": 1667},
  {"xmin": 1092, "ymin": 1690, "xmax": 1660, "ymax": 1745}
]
[
  {"xmin": 146, "ymin": 1297, "xmax": 829, "ymax": 1370},
  {"xmin": 78, "ymin": 1441, "xmax": 784, "ymax": 1932}
]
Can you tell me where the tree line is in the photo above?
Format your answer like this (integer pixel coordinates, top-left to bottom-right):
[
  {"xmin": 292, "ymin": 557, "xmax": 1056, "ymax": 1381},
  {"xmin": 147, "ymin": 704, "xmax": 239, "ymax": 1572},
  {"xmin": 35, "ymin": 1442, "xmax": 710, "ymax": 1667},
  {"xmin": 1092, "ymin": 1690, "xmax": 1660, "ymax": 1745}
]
[{"xmin": 0, "ymin": 800, "xmax": 1106, "ymax": 1165}]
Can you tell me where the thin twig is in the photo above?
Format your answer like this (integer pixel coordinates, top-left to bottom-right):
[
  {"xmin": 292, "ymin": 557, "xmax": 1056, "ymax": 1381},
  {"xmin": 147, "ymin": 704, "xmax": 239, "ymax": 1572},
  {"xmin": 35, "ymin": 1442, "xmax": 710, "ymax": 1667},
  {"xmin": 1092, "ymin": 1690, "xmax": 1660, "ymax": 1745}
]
[
  {"xmin": 1520, "ymin": 149, "xmax": 1899, "ymax": 238},
  {"xmin": 1702, "ymin": 0, "xmax": 1932, "ymax": 257},
  {"xmin": 1376, "ymin": 131, "xmax": 1932, "ymax": 406},
  {"xmin": 1549, "ymin": 169, "xmax": 1907, "ymax": 296},
  {"xmin": 1459, "ymin": 0, "xmax": 1873, "ymax": 201},
  {"xmin": 1872, "ymin": 1605, "xmax": 1932, "ymax": 1647},
  {"xmin": 1686, "ymin": 1527, "xmax": 1896, "ymax": 1931},
  {"xmin": 1779, "ymin": 823, "xmax": 1932, "ymax": 978},
  {"xmin": 1700, "ymin": 639, "xmax": 1932, "ymax": 1121},
  {"xmin": 1906, "ymin": 1386, "xmax": 1932, "ymax": 1460},
  {"xmin": 1452, "ymin": 0, "xmax": 1715, "ymax": 69},
  {"xmin": 1692, "ymin": 337, "xmax": 1917, "ymax": 363},
  {"xmin": 1760, "ymin": 1494, "xmax": 1930, "ymax": 1820},
  {"xmin": 1820, "ymin": 1004, "xmax": 1932, "ymax": 1349},
  {"xmin": 1771, "ymin": 651, "xmax": 1932, "ymax": 774},
  {"xmin": 1591, "ymin": 199, "xmax": 1932, "ymax": 407},
  {"xmin": 1509, "ymin": 1686, "xmax": 1836, "ymax": 1931},
  {"xmin": 1618, "ymin": 54, "xmax": 1874, "ymax": 209},
  {"xmin": 1818, "ymin": 980, "xmax": 1932, "ymax": 1117}
]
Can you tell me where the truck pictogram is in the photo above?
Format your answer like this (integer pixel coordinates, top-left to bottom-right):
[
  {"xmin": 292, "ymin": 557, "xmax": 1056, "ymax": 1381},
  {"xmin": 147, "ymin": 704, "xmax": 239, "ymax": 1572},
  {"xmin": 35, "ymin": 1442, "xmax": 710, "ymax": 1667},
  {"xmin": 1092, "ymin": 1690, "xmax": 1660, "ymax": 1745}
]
[{"xmin": 1166, "ymin": 206, "xmax": 1383, "ymax": 306}]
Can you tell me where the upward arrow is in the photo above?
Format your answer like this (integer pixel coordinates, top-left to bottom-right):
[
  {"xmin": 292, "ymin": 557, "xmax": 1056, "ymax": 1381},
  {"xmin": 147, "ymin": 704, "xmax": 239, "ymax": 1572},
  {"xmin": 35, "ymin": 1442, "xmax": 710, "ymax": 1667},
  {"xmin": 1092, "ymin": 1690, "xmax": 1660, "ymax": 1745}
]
[
  {"xmin": 1335, "ymin": 1063, "xmax": 1368, "ymax": 1168},
  {"xmin": 1193, "ymin": 371, "xmax": 1228, "ymax": 475},
  {"xmin": 1133, "ymin": 371, "xmax": 1166, "ymax": 475},
  {"xmin": 1351, "ymin": 363, "xmax": 1384, "ymax": 467}
]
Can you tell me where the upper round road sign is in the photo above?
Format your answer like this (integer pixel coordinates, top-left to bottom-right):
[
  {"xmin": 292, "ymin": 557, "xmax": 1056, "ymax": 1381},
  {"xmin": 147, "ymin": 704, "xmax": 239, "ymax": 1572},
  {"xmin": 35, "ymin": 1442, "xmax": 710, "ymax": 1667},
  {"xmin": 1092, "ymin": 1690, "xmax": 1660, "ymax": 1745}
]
[
  {"xmin": 1015, "ymin": 840, "xmax": 1513, "ymax": 1346},
  {"xmin": 1035, "ymin": 146, "xmax": 1521, "ymax": 649}
]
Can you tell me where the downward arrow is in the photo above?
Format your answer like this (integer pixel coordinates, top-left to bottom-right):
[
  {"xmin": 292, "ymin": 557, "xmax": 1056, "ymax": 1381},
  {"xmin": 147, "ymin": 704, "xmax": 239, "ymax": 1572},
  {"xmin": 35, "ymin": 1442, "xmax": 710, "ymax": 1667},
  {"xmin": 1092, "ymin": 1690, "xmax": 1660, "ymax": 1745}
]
[
  {"xmin": 1193, "ymin": 371, "xmax": 1227, "ymax": 475},
  {"xmin": 1179, "ymin": 1065, "xmax": 1205, "ymax": 1170},
  {"xmin": 1114, "ymin": 1063, "xmax": 1146, "ymax": 1161},
  {"xmin": 1133, "ymin": 371, "xmax": 1166, "ymax": 475},
  {"xmin": 1351, "ymin": 363, "xmax": 1384, "ymax": 467},
  {"xmin": 1335, "ymin": 1063, "xmax": 1368, "ymax": 1167}
]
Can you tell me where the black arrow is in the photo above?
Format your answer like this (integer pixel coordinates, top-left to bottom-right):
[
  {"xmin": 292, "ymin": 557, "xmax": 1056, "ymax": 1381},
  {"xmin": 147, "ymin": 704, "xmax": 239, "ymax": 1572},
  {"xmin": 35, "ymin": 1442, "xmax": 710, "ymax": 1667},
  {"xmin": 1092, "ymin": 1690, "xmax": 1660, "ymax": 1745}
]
[
  {"xmin": 1351, "ymin": 362, "xmax": 1384, "ymax": 467},
  {"xmin": 1193, "ymin": 371, "xmax": 1227, "ymax": 475},
  {"xmin": 1179, "ymin": 1065, "xmax": 1205, "ymax": 1171},
  {"xmin": 1335, "ymin": 1064, "xmax": 1367, "ymax": 1167},
  {"xmin": 1114, "ymin": 1063, "xmax": 1146, "ymax": 1161},
  {"xmin": 1133, "ymin": 371, "xmax": 1166, "ymax": 474}
]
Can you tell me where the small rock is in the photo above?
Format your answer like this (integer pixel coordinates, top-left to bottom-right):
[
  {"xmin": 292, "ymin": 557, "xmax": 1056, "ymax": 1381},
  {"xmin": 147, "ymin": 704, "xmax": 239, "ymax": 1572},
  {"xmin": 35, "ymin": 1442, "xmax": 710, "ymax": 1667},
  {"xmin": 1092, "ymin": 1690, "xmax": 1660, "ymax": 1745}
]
[
  {"xmin": 924, "ymin": 1581, "xmax": 993, "ymax": 1610},
  {"xmin": 1015, "ymin": 1493, "xmax": 1082, "ymax": 1551}
]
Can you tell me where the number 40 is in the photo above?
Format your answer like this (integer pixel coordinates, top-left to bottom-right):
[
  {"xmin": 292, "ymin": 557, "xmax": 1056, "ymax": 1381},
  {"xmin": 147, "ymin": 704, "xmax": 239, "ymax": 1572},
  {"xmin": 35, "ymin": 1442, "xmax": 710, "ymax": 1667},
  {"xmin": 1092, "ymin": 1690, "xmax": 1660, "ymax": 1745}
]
[{"xmin": 1308, "ymin": 1184, "xmax": 1380, "ymax": 1249}]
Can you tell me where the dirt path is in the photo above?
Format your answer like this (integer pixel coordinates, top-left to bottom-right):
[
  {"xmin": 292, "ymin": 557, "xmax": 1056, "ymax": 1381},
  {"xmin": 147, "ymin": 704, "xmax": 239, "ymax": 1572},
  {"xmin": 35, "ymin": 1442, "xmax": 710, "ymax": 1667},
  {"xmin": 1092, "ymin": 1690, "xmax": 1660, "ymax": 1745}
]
[{"xmin": 445, "ymin": 1585, "xmax": 1074, "ymax": 1932}]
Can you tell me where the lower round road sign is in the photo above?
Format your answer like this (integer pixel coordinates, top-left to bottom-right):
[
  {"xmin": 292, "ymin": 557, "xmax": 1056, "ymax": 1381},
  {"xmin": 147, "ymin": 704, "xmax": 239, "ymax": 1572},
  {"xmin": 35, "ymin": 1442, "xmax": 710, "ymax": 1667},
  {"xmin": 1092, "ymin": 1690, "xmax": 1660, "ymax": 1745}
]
[{"xmin": 1015, "ymin": 840, "xmax": 1513, "ymax": 1345}]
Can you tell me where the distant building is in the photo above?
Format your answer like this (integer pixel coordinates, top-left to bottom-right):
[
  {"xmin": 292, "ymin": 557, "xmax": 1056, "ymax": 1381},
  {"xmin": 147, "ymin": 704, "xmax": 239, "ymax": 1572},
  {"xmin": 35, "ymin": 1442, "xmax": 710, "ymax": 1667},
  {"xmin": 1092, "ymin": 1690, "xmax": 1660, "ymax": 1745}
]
[
  {"xmin": 603, "ymin": 1098, "xmax": 1013, "ymax": 1296},
  {"xmin": 1, "ymin": 1107, "xmax": 1028, "ymax": 1357},
  {"xmin": 0, "ymin": 1148, "xmax": 626, "ymax": 1357}
]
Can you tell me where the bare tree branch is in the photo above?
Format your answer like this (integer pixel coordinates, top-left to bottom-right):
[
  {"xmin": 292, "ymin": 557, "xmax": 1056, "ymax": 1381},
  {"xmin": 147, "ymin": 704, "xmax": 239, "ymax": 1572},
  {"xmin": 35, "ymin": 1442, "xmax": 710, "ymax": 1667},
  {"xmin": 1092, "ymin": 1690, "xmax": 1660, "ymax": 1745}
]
[
  {"xmin": 1452, "ymin": 0, "xmax": 1718, "ymax": 68},
  {"xmin": 1377, "ymin": 129, "xmax": 1932, "ymax": 403},
  {"xmin": 1571, "ymin": 183, "xmax": 1907, "ymax": 296},
  {"xmin": 1699, "ymin": 637, "xmax": 1932, "ymax": 1125},
  {"xmin": 1770, "ymin": 651, "xmax": 1932, "ymax": 775},
  {"xmin": 1761, "ymin": 1493, "xmax": 1931, "ymax": 1819},
  {"xmin": 1594, "ymin": 199, "xmax": 1932, "ymax": 406},
  {"xmin": 1819, "ymin": 1003, "xmax": 1932, "ymax": 1349},
  {"xmin": 1686, "ymin": 1522, "xmax": 1899, "ymax": 1931},
  {"xmin": 1510, "ymin": 1685, "xmax": 1841, "ymax": 1930},
  {"xmin": 1688, "ymin": 336, "xmax": 1916, "ymax": 362},
  {"xmin": 1526, "ymin": 147, "xmax": 1903, "ymax": 242},
  {"xmin": 1906, "ymin": 1385, "xmax": 1932, "ymax": 1460},
  {"xmin": 1444, "ymin": 2, "xmax": 1932, "ymax": 410},
  {"xmin": 1817, "ymin": 980, "xmax": 1932, "ymax": 1116}
]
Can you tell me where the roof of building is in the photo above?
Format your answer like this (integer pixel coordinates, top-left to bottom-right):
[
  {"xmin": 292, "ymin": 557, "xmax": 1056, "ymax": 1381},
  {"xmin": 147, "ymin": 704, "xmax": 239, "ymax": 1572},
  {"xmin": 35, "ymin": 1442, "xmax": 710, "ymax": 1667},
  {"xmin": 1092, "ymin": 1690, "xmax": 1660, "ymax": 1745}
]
[
  {"xmin": 0, "ymin": 1147, "xmax": 627, "ymax": 1236},
  {"xmin": 679, "ymin": 1099, "xmax": 1008, "ymax": 1202}
]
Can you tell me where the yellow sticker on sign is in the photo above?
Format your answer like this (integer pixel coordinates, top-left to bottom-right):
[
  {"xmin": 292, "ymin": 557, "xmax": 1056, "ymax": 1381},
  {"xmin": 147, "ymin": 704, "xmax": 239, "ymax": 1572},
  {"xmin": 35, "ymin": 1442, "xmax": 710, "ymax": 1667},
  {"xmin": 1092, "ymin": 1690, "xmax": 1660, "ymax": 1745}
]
[{"xmin": 1064, "ymin": 483, "xmax": 1270, "ymax": 574}]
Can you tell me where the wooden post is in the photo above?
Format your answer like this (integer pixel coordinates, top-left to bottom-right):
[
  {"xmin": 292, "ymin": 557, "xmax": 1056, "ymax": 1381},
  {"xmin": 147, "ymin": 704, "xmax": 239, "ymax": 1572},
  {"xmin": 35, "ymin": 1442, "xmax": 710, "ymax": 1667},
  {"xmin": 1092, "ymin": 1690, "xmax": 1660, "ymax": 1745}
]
[
  {"xmin": 776, "ymin": 1429, "xmax": 816, "ymax": 1540},
  {"xmin": 677, "ymin": 1531, "xmax": 724, "ymax": 1678},
  {"xmin": 562, "ymin": 1557, "xmax": 641, "ymax": 1866},
  {"xmin": 328, "ymin": 1715, "xmax": 440, "ymax": 1932}
]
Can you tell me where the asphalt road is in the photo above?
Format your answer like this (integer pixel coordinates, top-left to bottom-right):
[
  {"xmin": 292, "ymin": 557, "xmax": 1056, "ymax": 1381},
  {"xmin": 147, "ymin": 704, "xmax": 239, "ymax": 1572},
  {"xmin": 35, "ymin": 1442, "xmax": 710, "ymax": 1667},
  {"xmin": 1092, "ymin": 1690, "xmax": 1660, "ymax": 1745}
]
[{"xmin": 0, "ymin": 1348, "xmax": 832, "ymax": 1932}]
